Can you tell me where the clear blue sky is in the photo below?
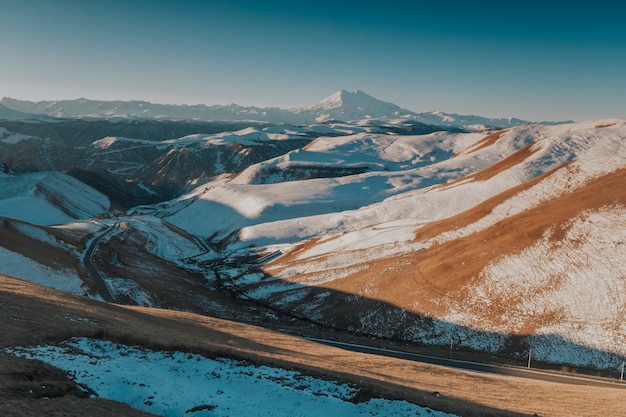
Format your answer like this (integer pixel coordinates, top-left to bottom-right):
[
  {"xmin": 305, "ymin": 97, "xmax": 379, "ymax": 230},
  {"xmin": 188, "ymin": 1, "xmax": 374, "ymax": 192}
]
[{"xmin": 1, "ymin": 0, "xmax": 625, "ymax": 121}]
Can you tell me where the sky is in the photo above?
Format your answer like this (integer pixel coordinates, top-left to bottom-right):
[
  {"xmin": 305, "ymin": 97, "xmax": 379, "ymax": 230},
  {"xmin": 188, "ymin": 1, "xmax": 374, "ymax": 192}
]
[{"xmin": 1, "ymin": 0, "xmax": 625, "ymax": 122}]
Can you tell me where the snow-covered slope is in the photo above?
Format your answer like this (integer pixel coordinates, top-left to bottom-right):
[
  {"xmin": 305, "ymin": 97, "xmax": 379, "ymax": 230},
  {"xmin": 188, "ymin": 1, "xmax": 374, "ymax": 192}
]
[
  {"xmin": 1, "ymin": 91, "xmax": 555, "ymax": 129},
  {"xmin": 163, "ymin": 129, "xmax": 476, "ymax": 243},
  {"xmin": 0, "ymin": 217, "xmax": 100, "ymax": 295},
  {"xmin": 0, "ymin": 244, "xmax": 85, "ymax": 294},
  {"xmin": 259, "ymin": 121, "xmax": 626, "ymax": 368},
  {"xmin": 0, "ymin": 171, "xmax": 111, "ymax": 225},
  {"xmin": 158, "ymin": 119, "xmax": 626, "ymax": 368},
  {"xmin": 167, "ymin": 120, "xmax": 604, "ymax": 246}
]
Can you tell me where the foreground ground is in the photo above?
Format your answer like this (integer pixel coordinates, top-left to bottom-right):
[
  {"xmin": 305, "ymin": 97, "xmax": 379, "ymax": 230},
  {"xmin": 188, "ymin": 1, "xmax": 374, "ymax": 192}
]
[{"xmin": 1, "ymin": 274, "xmax": 626, "ymax": 417}]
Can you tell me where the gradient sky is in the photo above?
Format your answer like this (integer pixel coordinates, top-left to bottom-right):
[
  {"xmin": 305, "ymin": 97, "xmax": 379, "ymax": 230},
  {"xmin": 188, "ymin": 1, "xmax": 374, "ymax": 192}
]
[{"xmin": 1, "ymin": 0, "xmax": 625, "ymax": 122}]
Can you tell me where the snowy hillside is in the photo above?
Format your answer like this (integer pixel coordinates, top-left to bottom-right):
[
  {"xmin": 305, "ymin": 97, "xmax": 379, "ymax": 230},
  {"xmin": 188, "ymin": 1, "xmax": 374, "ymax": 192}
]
[
  {"xmin": 254, "ymin": 120, "xmax": 626, "ymax": 368},
  {"xmin": 0, "ymin": 171, "xmax": 110, "ymax": 225},
  {"xmin": 157, "ymin": 119, "xmax": 626, "ymax": 368},
  {"xmin": 0, "ymin": 244, "xmax": 86, "ymax": 295},
  {"xmin": 167, "ymin": 120, "xmax": 599, "ymax": 246},
  {"xmin": 0, "ymin": 91, "xmax": 556, "ymax": 129}
]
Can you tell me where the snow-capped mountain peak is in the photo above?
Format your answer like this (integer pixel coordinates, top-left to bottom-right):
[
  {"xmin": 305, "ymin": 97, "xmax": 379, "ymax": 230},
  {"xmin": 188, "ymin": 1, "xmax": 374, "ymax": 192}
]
[
  {"xmin": 314, "ymin": 89, "xmax": 387, "ymax": 109},
  {"xmin": 301, "ymin": 89, "xmax": 408, "ymax": 122}
]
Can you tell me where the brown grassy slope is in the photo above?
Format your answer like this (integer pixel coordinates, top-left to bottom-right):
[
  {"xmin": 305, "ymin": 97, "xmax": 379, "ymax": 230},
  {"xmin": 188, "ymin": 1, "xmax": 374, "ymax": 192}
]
[
  {"xmin": 0, "ymin": 276, "xmax": 626, "ymax": 417},
  {"xmin": 1, "ymin": 274, "xmax": 626, "ymax": 417},
  {"xmin": 317, "ymin": 166, "xmax": 626, "ymax": 319}
]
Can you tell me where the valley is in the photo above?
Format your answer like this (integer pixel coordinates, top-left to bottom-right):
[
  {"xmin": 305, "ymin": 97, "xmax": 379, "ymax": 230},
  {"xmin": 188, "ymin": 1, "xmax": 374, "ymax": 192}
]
[{"xmin": 1, "ymin": 91, "xmax": 625, "ymax": 416}]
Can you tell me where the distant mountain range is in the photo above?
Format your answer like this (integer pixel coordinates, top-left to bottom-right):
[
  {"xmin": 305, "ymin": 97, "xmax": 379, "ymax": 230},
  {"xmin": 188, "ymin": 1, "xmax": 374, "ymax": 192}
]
[{"xmin": 0, "ymin": 90, "xmax": 570, "ymax": 129}]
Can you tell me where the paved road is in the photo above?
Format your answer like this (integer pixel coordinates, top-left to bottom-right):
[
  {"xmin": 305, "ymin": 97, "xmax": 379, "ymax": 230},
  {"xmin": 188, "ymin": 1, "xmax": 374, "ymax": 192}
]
[
  {"xmin": 83, "ymin": 225, "xmax": 118, "ymax": 303},
  {"xmin": 305, "ymin": 337, "xmax": 626, "ymax": 389}
]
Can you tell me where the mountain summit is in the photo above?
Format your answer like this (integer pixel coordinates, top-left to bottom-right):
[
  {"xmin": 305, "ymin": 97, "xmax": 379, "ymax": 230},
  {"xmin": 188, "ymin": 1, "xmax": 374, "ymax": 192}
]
[{"xmin": 301, "ymin": 90, "xmax": 408, "ymax": 122}]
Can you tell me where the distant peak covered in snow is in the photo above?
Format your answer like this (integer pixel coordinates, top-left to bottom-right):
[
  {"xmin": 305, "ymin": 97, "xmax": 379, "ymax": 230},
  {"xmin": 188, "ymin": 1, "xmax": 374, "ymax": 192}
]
[
  {"xmin": 315, "ymin": 89, "xmax": 388, "ymax": 108},
  {"xmin": 301, "ymin": 89, "xmax": 409, "ymax": 122},
  {"xmin": 0, "ymin": 93, "xmax": 568, "ymax": 129}
]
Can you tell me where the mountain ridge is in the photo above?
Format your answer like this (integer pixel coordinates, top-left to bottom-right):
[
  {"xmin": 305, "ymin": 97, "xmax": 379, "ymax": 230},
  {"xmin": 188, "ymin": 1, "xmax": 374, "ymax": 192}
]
[{"xmin": 0, "ymin": 91, "xmax": 571, "ymax": 129}]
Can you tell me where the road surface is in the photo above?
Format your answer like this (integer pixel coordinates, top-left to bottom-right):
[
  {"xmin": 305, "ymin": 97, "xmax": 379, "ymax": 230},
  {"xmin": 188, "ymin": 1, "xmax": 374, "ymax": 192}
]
[
  {"xmin": 305, "ymin": 337, "xmax": 626, "ymax": 389},
  {"xmin": 83, "ymin": 225, "xmax": 118, "ymax": 303}
]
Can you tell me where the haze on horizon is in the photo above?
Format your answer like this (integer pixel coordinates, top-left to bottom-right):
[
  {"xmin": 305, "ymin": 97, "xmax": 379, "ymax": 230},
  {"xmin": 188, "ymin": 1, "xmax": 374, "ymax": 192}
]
[{"xmin": 1, "ymin": 0, "xmax": 625, "ymax": 122}]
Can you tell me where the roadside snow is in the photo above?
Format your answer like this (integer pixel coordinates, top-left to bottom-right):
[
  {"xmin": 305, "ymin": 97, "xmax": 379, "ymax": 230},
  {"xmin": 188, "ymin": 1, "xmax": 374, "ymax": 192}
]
[
  {"xmin": 7, "ymin": 338, "xmax": 457, "ymax": 417},
  {"xmin": 123, "ymin": 216, "xmax": 207, "ymax": 260},
  {"xmin": 104, "ymin": 277, "xmax": 156, "ymax": 307}
]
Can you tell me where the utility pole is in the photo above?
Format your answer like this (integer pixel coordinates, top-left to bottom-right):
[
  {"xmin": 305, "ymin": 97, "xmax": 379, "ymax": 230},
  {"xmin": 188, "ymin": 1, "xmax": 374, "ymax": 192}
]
[
  {"xmin": 449, "ymin": 337, "xmax": 453, "ymax": 358},
  {"xmin": 527, "ymin": 348, "xmax": 532, "ymax": 369}
]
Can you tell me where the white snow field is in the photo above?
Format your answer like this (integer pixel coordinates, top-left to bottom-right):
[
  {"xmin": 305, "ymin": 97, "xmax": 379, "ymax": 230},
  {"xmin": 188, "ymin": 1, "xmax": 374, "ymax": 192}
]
[
  {"xmin": 7, "ymin": 338, "xmax": 457, "ymax": 417},
  {"xmin": 163, "ymin": 119, "xmax": 626, "ymax": 369}
]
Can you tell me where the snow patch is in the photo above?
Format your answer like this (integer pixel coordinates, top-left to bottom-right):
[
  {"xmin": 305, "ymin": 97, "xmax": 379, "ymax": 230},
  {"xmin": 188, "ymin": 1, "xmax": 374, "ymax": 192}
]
[
  {"xmin": 0, "ymin": 246, "xmax": 85, "ymax": 294},
  {"xmin": 6, "ymin": 338, "xmax": 456, "ymax": 417}
]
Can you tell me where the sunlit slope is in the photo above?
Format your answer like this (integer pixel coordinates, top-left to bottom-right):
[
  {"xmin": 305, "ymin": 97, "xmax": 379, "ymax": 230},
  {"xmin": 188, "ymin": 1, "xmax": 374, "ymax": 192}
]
[
  {"xmin": 167, "ymin": 120, "xmax": 624, "ymax": 247},
  {"xmin": 239, "ymin": 120, "xmax": 626, "ymax": 367}
]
